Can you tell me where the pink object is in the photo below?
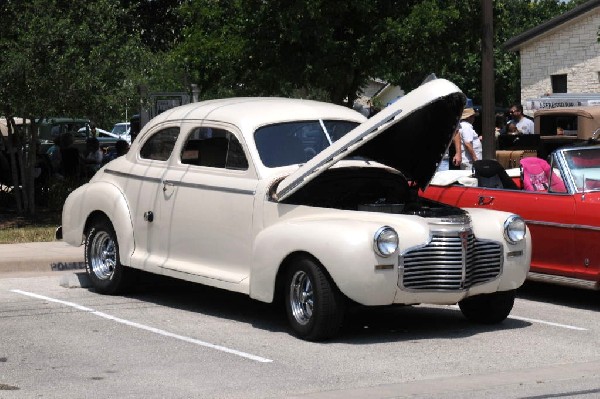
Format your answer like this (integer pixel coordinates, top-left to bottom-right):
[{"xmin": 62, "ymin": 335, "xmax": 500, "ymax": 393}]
[{"xmin": 520, "ymin": 157, "xmax": 566, "ymax": 192}]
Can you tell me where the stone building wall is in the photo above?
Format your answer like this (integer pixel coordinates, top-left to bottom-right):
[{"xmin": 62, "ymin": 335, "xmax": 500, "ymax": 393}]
[{"xmin": 519, "ymin": 9, "xmax": 600, "ymax": 110}]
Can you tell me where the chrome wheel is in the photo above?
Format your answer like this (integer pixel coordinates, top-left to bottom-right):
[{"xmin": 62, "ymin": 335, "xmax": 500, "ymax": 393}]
[
  {"xmin": 85, "ymin": 219, "xmax": 133, "ymax": 295},
  {"xmin": 289, "ymin": 270, "xmax": 313, "ymax": 326},
  {"xmin": 89, "ymin": 231, "xmax": 117, "ymax": 280}
]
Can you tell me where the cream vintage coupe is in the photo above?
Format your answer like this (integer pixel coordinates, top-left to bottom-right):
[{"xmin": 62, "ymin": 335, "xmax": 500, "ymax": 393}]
[{"xmin": 59, "ymin": 79, "xmax": 531, "ymax": 340}]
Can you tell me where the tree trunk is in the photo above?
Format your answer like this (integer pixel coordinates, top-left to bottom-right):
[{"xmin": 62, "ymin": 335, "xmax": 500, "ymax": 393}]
[
  {"xmin": 6, "ymin": 117, "xmax": 23, "ymax": 213},
  {"xmin": 26, "ymin": 119, "xmax": 37, "ymax": 215},
  {"xmin": 18, "ymin": 143, "xmax": 28, "ymax": 212}
]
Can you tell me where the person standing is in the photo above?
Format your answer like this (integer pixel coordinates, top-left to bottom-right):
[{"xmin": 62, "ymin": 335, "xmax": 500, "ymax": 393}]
[
  {"xmin": 509, "ymin": 104, "xmax": 535, "ymax": 134},
  {"xmin": 46, "ymin": 136, "xmax": 62, "ymax": 173},
  {"xmin": 89, "ymin": 123, "xmax": 98, "ymax": 138},
  {"xmin": 459, "ymin": 108, "xmax": 482, "ymax": 171},
  {"xmin": 83, "ymin": 137, "xmax": 103, "ymax": 177}
]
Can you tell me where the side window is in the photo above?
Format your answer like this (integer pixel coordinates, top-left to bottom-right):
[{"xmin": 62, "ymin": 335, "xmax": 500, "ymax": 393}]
[
  {"xmin": 140, "ymin": 127, "xmax": 179, "ymax": 161},
  {"xmin": 226, "ymin": 134, "xmax": 249, "ymax": 170},
  {"xmin": 180, "ymin": 127, "xmax": 248, "ymax": 170}
]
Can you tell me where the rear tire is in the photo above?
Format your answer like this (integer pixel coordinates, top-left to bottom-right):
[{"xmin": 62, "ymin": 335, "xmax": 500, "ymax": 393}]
[
  {"xmin": 284, "ymin": 257, "xmax": 345, "ymax": 341},
  {"xmin": 459, "ymin": 290, "xmax": 515, "ymax": 324},
  {"xmin": 85, "ymin": 217, "xmax": 132, "ymax": 295}
]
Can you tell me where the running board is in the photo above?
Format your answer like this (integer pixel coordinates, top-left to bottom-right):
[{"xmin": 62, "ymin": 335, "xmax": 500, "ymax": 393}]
[{"xmin": 527, "ymin": 272, "xmax": 600, "ymax": 291}]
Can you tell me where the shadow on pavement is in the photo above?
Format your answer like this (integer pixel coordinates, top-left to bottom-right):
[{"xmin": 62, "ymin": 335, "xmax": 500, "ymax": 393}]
[
  {"xmin": 517, "ymin": 280, "xmax": 600, "ymax": 312},
  {"xmin": 83, "ymin": 270, "xmax": 532, "ymax": 344}
]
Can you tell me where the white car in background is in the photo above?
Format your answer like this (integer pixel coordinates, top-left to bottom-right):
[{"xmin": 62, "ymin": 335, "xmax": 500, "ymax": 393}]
[
  {"xmin": 76, "ymin": 125, "xmax": 111, "ymax": 138},
  {"xmin": 59, "ymin": 79, "xmax": 531, "ymax": 341},
  {"xmin": 110, "ymin": 122, "xmax": 131, "ymax": 143}
]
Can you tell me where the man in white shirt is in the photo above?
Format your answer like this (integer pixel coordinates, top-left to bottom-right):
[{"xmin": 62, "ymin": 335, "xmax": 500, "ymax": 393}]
[
  {"xmin": 509, "ymin": 104, "xmax": 535, "ymax": 134},
  {"xmin": 459, "ymin": 108, "xmax": 482, "ymax": 171}
]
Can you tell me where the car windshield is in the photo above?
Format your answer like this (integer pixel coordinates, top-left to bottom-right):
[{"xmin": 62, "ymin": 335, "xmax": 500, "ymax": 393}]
[
  {"xmin": 254, "ymin": 120, "xmax": 359, "ymax": 167},
  {"xmin": 563, "ymin": 147, "xmax": 600, "ymax": 192},
  {"xmin": 111, "ymin": 124, "xmax": 129, "ymax": 135}
]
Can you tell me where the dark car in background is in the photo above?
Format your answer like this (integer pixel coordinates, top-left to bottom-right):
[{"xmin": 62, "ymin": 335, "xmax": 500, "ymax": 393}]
[
  {"xmin": 38, "ymin": 117, "xmax": 90, "ymax": 152},
  {"xmin": 38, "ymin": 117, "xmax": 122, "ymax": 153}
]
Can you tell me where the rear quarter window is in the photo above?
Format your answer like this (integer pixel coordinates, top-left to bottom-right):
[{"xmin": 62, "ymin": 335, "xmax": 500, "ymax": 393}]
[{"xmin": 140, "ymin": 127, "xmax": 180, "ymax": 161}]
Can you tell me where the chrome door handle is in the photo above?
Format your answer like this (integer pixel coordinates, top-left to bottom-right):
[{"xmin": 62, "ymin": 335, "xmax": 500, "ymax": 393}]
[
  {"xmin": 162, "ymin": 181, "xmax": 174, "ymax": 192},
  {"xmin": 143, "ymin": 211, "xmax": 154, "ymax": 222}
]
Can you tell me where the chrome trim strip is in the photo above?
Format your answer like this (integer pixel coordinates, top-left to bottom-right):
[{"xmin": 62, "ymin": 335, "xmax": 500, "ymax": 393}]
[
  {"xmin": 374, "ymin": 264, "xmax": 394, "ymax": 270},
  {"xmin": 526, "ymin": 219, "xmax": 600, "ymax": 232},
  {"xmin": 105, "ymin": 169, "xmax": 255, "ymax": 195},
  {"xmin": 527, "ymin": 272, "xmax": 600, "ymax": 290},
  {"xmin": 163, "ymin": 179, "xmax": 255, "ymax": 195},
  {"xmin": 105, "ymin": 169, "xmax": 162, "ymax": 183}
]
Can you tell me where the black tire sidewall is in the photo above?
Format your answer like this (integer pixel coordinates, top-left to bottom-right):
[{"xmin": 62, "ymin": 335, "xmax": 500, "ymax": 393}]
[
  {"xmin": 459, "ymin": 290, "xmax": 515, "ymax": 324},
  {"xmin": 284, "ymin": 258, "xmax": 344, "ymax": 341},
  {"xmin": 284, "ymin": 260, "xmax": 317, "ymax": 337}
]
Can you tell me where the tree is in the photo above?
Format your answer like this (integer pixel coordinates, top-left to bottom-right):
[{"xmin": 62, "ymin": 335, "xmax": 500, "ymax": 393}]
[
  {"xmin": 0, "ymin": 0, "xmax": 153, "ymax": 214},
  {"xmin": 173, "ymin": 0, "xmax": 423, "ymax": 106},
  {"xmin": 171, "ymin": 0, "xmax": 578, "ymax": 108},
  {"xmin": 120, "ymin": 0, "xmax": 184, "ymax": 52},
  {"xmin": 376, "ymin": 0, "xmax": 576, "ymax": 106}
]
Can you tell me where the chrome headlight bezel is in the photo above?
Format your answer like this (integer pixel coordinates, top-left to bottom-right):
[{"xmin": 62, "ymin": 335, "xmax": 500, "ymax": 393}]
[
  {"xmin": 373, "ymin": 226, "xmax": 399, "ymax": 257},
  {"xmin": 504, "ymin": 215, "xmax": 526, "ymax": 244}
]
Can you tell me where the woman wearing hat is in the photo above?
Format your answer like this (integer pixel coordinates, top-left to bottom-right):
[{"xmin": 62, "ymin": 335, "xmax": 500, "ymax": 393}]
[{"xmin": 458, "ymin": 108, "xmax": 482, "ymax": 171}]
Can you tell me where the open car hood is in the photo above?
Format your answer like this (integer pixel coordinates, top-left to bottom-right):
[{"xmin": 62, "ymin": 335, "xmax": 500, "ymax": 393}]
[{"xmin": 275, "ymin": 78, "xmax": 466, "ymax": 201}]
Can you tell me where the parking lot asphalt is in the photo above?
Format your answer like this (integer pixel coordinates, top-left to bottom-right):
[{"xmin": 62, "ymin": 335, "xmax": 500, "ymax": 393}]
[{"xmin": 0, "ymin": 241, "xmax": 85, "ymax": 274}]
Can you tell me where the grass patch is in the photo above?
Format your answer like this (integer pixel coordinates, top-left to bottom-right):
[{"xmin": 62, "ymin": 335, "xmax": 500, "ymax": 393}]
[
  {"xmin": 0, "ymin": 209, "xmax": 61, "ymax": 244},
  {"xmin": 0, "ymin": 226, "xmax": 57, "ymax": 244}
]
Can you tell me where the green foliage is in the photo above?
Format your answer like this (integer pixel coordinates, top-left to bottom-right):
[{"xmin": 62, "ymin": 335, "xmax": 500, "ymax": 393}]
[
  {"xmin": 0, "ymin": 0, "xmax": 154, "ymax": 127},
  {"xmin": 120, "ymin": 0, "xmax": 184, "ymax": 52},
  {"xmin": 170, "ymin": 0, "xmax": 577, "ymax": 108},
  {"xmin": 0, "ymin": 0, "xmax": 578, "ymax": 117},
  {"xmin": 377, "ymin": 0, "xmax": 575, "ymax": 106},
  {"xmin": 0, "ymin": 0, "xmax": 157, "ymax": 215},
  {"xmin": 173, "ymin": 0, "xmax": 422, "ymax": 106}
]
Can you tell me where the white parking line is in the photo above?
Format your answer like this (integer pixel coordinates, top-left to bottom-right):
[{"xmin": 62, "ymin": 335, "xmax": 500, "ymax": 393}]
[
  {"xmin": 11, "ymin": 289, "xmax": 273, "ymax": 363},
  {"xmin": 508, "ymin": 315, "xmax": 587, "ymax": 331},
  {"xmin": 449, "ymin": 305, "xmax": 588, "ymax": 331}
]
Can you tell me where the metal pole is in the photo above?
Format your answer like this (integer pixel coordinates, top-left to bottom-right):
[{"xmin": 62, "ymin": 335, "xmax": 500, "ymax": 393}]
[
  {"xmin": 138, "ymin": 85, "xmax": 149, "ymax": 130},
  {"xmin": 191, "ymin": 84, "xmax": 200, "ymax": 103},
  {"xmin": 481, "ymin": 0, "xmax": 495, "ymax": 160}
]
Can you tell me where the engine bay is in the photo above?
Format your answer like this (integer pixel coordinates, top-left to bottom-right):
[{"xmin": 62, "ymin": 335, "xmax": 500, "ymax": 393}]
[{"xmin": 277, "ymin": 166, "xmax": 465, "ymax": 218}]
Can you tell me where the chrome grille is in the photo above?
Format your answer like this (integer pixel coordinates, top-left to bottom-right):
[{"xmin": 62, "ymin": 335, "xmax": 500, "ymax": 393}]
[{"xmin": 400, "ymin": 232, "xmax": 502, "ymax": 291}]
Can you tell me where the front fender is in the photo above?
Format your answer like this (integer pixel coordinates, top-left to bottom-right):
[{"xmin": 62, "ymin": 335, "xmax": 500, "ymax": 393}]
[
  {"xmin": 62, "ymin": 181, "xmax": 134, "ymax": 266},
  {"xmin": 250, "ymin": 218, "xmax": 412, "ymax": 305}
]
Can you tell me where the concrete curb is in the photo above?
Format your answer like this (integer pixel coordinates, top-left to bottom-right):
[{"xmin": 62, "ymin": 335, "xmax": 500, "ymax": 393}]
[
  {"xmin": 0, "ymin": 241, "xmax": 86, "ymax": 274},
  {"xmin": 59, "ymin": 272, "xmax": 92, "ymax": 288}
]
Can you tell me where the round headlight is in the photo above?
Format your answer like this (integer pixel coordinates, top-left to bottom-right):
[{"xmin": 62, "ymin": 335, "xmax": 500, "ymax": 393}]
[
  {"xmin": 373, "ymin": 226, "xmax": 399, "ymax": 257},
  {"xmin": 504, "ymin": 215, "xmax": 526, "ymax": 244}
]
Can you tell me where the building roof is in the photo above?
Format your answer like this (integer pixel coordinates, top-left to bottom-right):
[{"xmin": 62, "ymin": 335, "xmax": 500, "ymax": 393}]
[{"xmin": 504, "ymin": 0, "xmax": 600, "ymax": 51}]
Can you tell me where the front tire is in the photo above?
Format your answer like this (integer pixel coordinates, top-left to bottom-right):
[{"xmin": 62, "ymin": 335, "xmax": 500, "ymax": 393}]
[
  {"xmin": 459, "ymin": 290, "xmax": 516, "ymax": 324},
  {"xmin": 284, "ymin": 258, "xmax": 345, "ymax": 341},
  {"xmin": 85, "ymin": 217, "xmax": 132, "ymax": 295}
]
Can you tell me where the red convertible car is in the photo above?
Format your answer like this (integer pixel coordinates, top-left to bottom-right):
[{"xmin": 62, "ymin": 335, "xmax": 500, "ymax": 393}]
[{"xmin": 422, "ymin": 144, "xmax": 600, "ymax": 289}]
